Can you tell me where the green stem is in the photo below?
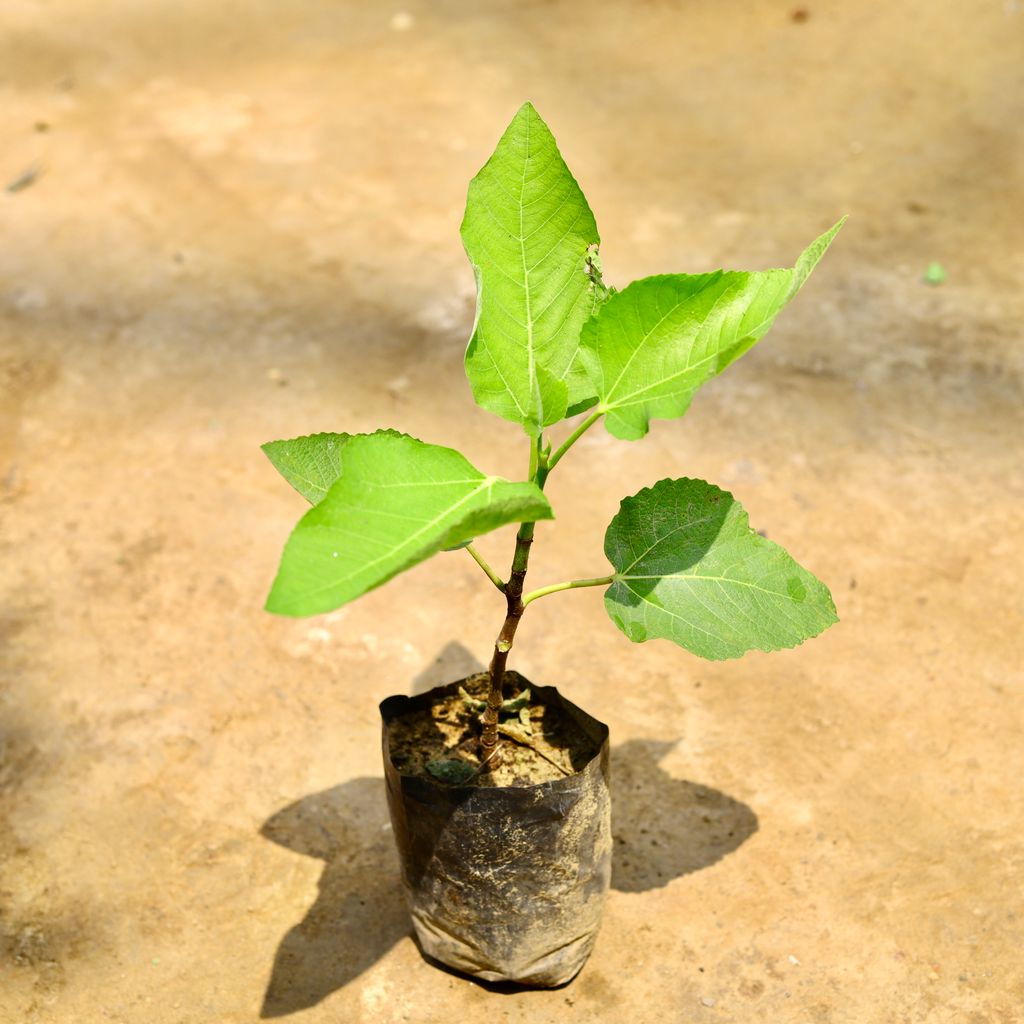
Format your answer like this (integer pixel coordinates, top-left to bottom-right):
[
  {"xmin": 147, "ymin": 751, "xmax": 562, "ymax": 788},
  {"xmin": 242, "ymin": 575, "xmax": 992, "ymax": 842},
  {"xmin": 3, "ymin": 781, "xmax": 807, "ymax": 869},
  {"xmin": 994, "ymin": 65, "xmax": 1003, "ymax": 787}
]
[
  {"xmin": 521, "ymin": 574, "xmax": 616, "ymax": 607},
  {"xmin": 464, "ymin": 544, "xmax": 506, "ymax": 593},
  {"xmin": 528, "ymin": 431, "xmax": 540, "ymax": 480},
  {"xmin": 545, "ymin": 409, "xmax": 603, "ymax": 473}
]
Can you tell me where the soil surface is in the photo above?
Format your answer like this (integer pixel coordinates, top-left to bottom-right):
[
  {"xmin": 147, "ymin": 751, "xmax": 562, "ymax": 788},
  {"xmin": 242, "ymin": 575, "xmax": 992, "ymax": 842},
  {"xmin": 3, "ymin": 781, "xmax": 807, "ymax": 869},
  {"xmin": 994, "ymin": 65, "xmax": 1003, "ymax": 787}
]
[
  {"xmin": 387, "ymin": 673, "xmax": 599, "ymax": 786},
  {"xmin": 2, "ymin": 2, "xmax": 1023, "ymax": 1023}
]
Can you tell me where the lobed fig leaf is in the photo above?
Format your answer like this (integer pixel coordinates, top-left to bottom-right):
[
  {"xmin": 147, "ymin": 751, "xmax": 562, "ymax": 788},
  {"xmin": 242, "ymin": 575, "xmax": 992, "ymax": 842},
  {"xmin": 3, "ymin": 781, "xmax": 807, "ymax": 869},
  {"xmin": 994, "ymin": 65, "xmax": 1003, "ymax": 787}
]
[
  {"xmin": 580, "ymin": 220, "xmax": 844, "ymax": 440},
  {"xmin": 462, "ymin": 102, "xmax": 606, "ymax": 435},
  {"xmin": 604, "ymin": 478, "xmax": 837, "ymax": 659},
  {"xmin": 267, "ymin": 432, "xmax": 553, "ymax": 616}
]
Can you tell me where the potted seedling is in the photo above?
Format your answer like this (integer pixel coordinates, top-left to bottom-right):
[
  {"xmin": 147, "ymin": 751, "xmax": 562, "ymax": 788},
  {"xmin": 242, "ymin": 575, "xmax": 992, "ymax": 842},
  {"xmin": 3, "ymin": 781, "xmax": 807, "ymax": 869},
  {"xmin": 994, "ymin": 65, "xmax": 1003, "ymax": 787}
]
[{"xmin": 263, "ymin": 103, "xmax": 842, "ymax": 986}]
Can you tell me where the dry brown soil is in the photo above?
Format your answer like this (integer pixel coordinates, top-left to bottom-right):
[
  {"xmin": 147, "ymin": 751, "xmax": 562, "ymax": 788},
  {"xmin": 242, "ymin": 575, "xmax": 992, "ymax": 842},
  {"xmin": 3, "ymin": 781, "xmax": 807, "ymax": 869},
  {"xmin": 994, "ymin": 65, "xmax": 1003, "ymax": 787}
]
[
  {"xmin": 387, "ymin": 674, "xmax": 598, "ymax": 786},
  {"xmin": 2, "ymin": 2, "xmax": 1023, "ymax": 1022}
]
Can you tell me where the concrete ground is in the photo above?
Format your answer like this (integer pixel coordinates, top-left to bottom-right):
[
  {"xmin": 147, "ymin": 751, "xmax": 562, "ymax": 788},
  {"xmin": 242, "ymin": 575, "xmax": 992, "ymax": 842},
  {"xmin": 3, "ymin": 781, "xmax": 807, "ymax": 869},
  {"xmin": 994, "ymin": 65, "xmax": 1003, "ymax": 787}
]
[{"xmin": 2, "ymin": 1, "xmax": 1022, "ymax": 1021}]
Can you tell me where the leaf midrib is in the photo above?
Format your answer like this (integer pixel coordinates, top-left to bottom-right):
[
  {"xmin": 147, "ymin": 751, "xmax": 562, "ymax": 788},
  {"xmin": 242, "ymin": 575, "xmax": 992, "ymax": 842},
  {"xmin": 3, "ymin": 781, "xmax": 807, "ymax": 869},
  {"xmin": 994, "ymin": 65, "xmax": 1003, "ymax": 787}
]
[
  {"xmin": 519, "ymin": 114, "xmax": 535, "ymax": 403},
  {"xmin": 296, "ymin": 477, "xmax": 500, "ymax": 599},
  {"xmin": 619, "ymin": 571, "xmax": 802, "ymax": 599},
  {"xmin": 615, "ymin": 512, "xmax": 720, "ymax": 575}
]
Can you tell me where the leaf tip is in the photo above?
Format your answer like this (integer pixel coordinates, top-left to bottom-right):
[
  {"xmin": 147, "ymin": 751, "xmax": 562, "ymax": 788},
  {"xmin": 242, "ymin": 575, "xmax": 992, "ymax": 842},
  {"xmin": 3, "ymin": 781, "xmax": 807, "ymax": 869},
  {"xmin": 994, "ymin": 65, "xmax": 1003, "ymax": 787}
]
[{"xmin": 264, "ymin": 587, "xmax": 292, "ymax": 617}]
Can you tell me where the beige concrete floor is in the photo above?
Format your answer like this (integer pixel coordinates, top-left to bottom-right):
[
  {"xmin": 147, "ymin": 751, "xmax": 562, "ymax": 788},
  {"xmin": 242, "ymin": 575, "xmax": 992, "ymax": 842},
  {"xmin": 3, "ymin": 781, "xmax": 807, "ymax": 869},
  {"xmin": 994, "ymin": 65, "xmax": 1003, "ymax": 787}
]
[{"xmin": 2, "ymin": 1, "xmax": 1023, "ymax": 1021}]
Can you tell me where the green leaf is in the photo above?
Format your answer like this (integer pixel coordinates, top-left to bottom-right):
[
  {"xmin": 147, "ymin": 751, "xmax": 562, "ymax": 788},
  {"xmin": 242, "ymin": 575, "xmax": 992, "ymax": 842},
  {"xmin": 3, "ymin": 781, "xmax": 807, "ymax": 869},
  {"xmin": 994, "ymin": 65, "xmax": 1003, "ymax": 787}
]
[
  {"xmin": 266, "ymin": 431, "xmax": 552, "ymax": 616},
  {"xmin": 262, "ymin": 432, "xmax": 353, "ymax": 504},
  {"xmin": 426, "ymin": 759, "xmax": 477, "ymax": 785},
  {"xmin": 580, "ymin": 220, "xmax": 844, "ymax": 440},
  {"xmin": 604, "ymin": 478, "xmax": 837, "ymax": 659},
  {"xmin": 462, "ymin": 102, "xmax": 605, "ymax": 435}
]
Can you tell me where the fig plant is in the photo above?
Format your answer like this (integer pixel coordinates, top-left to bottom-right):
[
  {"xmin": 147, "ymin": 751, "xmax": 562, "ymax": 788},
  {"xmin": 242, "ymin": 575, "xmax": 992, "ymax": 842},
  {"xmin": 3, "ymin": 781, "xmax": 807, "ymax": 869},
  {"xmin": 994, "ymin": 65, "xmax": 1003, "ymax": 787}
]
[{"xmin": 264, "ymin": 103, "xmax": 841, "ymax": 767}]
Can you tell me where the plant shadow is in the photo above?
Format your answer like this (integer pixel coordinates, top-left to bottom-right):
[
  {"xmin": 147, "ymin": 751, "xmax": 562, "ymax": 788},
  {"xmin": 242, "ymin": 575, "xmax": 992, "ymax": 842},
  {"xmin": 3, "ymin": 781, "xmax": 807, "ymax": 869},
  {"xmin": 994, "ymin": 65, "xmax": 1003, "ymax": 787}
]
[
  {"xmin": 258, "ymin": 778, "xmax": 408, "ymax": 1018},
  {"xmin": 610, "ymin": 739, "xmax": 758, "ymax": 893},
  {"xmin": 408, "ymin": 640, "xmax": 483, "ymax": 696}
]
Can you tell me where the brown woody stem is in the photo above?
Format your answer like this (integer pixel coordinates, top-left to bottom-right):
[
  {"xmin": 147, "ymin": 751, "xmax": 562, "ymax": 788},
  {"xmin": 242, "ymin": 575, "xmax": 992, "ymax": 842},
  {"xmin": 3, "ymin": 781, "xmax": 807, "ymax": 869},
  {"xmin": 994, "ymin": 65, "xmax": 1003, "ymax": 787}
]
[
  {"xmin": 479, "ymin": 521, "xmax": 534, "ymax": 765},
  {"xmin": 479, "ymin": 441, "xmax": 550, "ymax": 765}
]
